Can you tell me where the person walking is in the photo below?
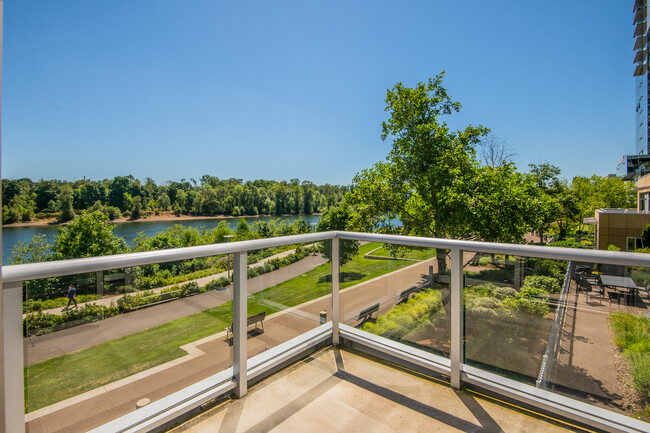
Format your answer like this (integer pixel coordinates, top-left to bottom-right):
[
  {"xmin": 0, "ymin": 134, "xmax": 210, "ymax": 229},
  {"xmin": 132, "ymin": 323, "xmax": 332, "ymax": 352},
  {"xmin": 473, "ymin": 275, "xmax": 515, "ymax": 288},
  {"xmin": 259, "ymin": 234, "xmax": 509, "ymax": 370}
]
[{"xmin": 65, "ymin": 284, "xmax": 77, "ymax": 310}]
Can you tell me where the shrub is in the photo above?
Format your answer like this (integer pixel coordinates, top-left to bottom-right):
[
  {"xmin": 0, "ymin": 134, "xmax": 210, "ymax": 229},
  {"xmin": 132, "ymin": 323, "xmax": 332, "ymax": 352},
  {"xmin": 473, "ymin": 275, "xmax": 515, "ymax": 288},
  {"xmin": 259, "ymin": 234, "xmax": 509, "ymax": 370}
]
[
  {"xmin": 518, "ymin": 286, "xmax": 549, "ymax": 300},
  {"xmin": 523, "ymin": 275, "xmax": 561, "ymax": 294},
  {"xmin": 24, "ymin": 303, "xmax": 119, "ymax": 336},
  {"xmin": 629, "ymin": 352, "xmax": 650, "ymax": 399},
  {"xmin": 205, "ymin": 279, "xmax": 228, "ymax": 290},
  {"xmin": 610, "ymin": 312, "xmax": 650, "ymax": 350},
  {"xmin": 492, "ymin": 287, "xmax": 518, "ymax": 300},
  {"xmin": 550, "ymin": 240, "xmax": 587, "ymax": 249},
  {"xmin": 515, "ymin": 297, "xmax": 549, "ymax": 317},
  {"xmin": 468, "ymin": 306, "xmax": 498, "ymax": 319},
  {"xmin": 474, "ymin": 297, "xmax": 500, "ymax": 309},
  {"xmin": 362, "ymin": 290, "xmax": 442, "ymax": 340}
]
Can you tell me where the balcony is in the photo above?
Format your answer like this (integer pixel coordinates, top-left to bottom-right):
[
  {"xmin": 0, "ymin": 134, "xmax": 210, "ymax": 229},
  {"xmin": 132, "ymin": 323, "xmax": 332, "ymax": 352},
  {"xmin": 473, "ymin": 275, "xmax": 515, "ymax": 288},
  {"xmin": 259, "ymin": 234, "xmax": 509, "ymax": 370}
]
[
  {"xmin": 168, "ymin": 347, "xmax": 576, "ymax": 433},
  {"xmin": 3, "ymin": 232, "xmax": 650, "ymax": 432}
]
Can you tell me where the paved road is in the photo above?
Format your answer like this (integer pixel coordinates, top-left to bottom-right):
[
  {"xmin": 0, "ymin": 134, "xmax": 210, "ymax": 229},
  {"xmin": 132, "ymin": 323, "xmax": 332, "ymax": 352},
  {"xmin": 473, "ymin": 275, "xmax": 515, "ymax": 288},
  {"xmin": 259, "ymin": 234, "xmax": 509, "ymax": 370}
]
[
  {"xmin": 24, "ymin": 253, "xmax": 328, "ymax": 365},
  {"xmin": 25, "ymin": 257, "xmax": 437, "ymax": 433}
]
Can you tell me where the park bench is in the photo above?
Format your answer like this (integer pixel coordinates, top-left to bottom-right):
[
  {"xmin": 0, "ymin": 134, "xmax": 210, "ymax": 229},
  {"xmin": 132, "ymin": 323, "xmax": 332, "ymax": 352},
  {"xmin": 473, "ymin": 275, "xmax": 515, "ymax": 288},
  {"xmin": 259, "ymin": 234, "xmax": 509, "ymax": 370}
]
[
  {"xmin": 353, "ymin": 303, "xmax": 380, "ymax": 325},
  {"xmin": 225, "ymin": 311, "xmax": 266, "ymax": 340},
  {"xmin": 393, "ymin": 286, "xmax": 420, "ymax": 304}
]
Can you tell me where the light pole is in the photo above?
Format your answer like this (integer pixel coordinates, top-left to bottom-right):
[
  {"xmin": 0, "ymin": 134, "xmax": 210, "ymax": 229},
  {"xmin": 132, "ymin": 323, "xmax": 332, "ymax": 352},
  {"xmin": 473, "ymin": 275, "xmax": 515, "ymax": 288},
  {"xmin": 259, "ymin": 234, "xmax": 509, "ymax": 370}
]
[
  {"xmin": 311, "ymin": 222, "xmax": 317, "ymax": 256},
  {"xmin": 223, "ymin": 235, "xmax": 234, "ymax": 280}
]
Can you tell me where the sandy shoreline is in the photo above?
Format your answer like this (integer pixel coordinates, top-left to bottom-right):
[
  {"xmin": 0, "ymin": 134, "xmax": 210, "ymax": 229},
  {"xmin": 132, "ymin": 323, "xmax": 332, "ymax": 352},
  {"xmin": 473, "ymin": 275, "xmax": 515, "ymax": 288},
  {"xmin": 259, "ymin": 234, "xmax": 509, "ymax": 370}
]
[{"xmin": 2, "ymin": 212, "xmax": 321, "ymax": 228}]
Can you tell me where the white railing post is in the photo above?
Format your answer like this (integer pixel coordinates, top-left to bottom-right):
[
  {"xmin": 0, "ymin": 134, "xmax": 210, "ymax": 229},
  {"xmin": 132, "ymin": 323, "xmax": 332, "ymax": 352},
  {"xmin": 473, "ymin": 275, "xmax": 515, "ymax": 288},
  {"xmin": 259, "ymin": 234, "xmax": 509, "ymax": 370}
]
[
  {"xmin": 450, "ymin": 248, "xmax": 464, "ymax": 389},
  {"xmin": 3, "ymin": 281, "xmax": 25, "ymax": 432},
  {"xmin": 233, "ymin": 251, "xmax": 247, "ymax": 398},
  {"xmin": 331, "ymin": 238, "xmax": 340, "ymax": 345}
]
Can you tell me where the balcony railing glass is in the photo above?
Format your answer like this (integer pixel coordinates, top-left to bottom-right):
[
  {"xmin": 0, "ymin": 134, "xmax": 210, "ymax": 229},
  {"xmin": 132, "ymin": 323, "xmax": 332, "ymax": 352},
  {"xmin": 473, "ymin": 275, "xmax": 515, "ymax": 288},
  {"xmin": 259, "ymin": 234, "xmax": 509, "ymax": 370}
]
[{"xmin": 3, "ymin": 232, "xmax": 650, "ymax": 433}]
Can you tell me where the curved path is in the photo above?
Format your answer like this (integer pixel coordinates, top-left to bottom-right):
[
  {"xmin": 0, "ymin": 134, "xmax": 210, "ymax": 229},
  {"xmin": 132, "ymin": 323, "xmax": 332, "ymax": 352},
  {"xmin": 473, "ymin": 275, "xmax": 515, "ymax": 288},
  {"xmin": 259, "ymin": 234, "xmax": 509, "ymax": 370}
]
[{"xmin": 24, "ymin": 253, "xmax": 328, "ymax": 365}]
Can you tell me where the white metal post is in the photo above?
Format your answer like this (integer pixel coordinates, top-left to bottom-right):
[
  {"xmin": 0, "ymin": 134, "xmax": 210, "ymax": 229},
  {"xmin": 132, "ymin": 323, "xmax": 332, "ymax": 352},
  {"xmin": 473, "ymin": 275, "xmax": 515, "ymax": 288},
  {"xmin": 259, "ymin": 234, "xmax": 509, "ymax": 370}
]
[
  {"xmin": 450, "ymin": 248, "xmax": 464, "ymax": 389},
  {"xmin": 3, "ymin": 281, "xmax": 25, "ymax": 432},
  {"xmin": 233, "ymin": 251, "xmax": 247, "ymax": 397},
  {"xmin": 0, "ymin": 2, "xmax": 8, "ymax": 430},
  {"xmin": 331, "ymin": 238, "xmax": 340, "ymax": 345}
]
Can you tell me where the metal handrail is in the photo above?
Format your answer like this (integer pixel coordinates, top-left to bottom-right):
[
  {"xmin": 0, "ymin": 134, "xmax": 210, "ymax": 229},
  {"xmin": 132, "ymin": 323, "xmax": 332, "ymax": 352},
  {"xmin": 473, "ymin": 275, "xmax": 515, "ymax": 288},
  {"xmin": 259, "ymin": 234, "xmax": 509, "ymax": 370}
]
[
  {"xmin": 7, "ymin": 231, "xmax": 650, "ymax": 432},
  {"xmin": 2, "ymin": 231, "xmax": 335, "ymax": 283},
  {"xmin": 6, "ymin": 230, "xmax": 650, "ymax": 283}
]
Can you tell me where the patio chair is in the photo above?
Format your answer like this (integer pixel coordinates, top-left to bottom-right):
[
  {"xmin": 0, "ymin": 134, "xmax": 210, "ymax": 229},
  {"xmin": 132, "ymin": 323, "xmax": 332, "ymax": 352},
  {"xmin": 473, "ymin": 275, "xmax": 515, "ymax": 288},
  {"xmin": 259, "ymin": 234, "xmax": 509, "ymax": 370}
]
[{"xmin": 579, "ymin": 278, "xmax": 603, "ymax": 305}]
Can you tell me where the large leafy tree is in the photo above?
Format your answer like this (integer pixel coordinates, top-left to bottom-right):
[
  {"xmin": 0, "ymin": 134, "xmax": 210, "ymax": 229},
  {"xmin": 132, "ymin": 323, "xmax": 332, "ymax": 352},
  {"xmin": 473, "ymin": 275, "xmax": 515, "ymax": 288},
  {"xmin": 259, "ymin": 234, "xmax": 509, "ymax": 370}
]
[
  {"xmin": 348, "ymin": 73, "xmax": 489, "ymax": 271},
  {"xmin": 346, "ymin": 74, "xmax": 548, "ymax": 271},
  {"xmin": 53, "ymin": 211, "xmax": 127, "ymax": 259}
]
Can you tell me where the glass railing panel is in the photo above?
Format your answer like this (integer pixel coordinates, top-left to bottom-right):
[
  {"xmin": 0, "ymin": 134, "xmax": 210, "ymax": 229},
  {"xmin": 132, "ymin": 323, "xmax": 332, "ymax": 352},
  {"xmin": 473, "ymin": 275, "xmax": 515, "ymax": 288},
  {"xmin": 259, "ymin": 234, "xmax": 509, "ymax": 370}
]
[
  {"xmin": 340, "ymin": 241, "xmax": 450, "ymax": 358},
  {"xmin": 23, "ymin": 254, "xmax": 233, "ymax": 433},
  {"xmin": 545, "ymin": 261, "xmax": 650, "ymax": 423},
  {"xmin": 463, "ymin": 252, "xmax": 560, "ymax": 383},
  {"xmin": 242, "ymin": 243, "xmax": 329, "ymax": 359},
  {"xmin": 463, "ymin": 252, "xmax": 650, "ymax": 424}
]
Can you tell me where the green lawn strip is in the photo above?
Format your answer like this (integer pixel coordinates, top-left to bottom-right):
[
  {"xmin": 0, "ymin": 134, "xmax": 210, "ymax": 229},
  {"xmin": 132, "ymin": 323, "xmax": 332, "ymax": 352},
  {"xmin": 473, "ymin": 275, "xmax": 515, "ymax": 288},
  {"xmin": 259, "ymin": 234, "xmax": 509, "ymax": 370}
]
[
  {"xmin": 250, "ymin": 243, "xmax": 435, "ymax": 307},
  {"xmin": 25, "ymin": 299, "xmax": 281, "ymax": 412},
  {"xmin": 25, "ymin": 242, "xmax": 433, "ymax": 411},
  {"xmin": 368, "ymin": 246, "xmax": 436, "ymax": 261}
]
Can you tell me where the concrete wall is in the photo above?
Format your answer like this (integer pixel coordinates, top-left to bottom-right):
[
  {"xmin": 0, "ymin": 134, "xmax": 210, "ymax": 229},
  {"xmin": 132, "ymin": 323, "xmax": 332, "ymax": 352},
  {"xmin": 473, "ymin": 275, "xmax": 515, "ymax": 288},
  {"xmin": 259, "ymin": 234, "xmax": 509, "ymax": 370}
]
[{"xmin": 595, "ymin": 210, "xmax": 650, "ymax": 250}]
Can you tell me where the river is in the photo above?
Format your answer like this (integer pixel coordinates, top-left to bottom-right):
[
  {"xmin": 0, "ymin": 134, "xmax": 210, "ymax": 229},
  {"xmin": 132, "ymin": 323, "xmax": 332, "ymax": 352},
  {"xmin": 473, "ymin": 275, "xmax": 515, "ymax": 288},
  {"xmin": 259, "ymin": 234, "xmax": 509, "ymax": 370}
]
[{"xmin": 1, "ymin": 214, "xmax": 321, "ymax": 265}]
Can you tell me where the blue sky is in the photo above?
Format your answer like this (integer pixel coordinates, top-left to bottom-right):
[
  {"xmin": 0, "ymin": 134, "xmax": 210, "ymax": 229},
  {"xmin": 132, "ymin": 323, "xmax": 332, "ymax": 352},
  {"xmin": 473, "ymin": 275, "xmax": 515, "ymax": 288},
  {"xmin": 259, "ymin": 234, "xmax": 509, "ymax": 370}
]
[{"xmin": 1, "ymin": 1, "xmax": 633, "ymax": 185}]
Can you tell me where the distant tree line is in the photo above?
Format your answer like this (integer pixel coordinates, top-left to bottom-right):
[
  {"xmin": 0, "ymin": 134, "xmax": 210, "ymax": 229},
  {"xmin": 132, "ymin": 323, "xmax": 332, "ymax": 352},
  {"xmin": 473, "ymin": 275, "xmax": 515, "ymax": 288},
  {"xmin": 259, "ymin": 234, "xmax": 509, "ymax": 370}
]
[{"xmin": 1, "ymin": 175, "xmax": 349, "ymax": 224}]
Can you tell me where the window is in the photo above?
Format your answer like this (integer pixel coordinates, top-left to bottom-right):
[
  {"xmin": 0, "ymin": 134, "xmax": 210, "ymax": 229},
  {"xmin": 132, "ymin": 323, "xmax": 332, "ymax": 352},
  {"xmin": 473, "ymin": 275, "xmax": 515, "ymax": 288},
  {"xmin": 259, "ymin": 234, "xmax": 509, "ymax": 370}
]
[{"xmin": 627, "ymin": 237, "xmax": 643, "ymax": 251}]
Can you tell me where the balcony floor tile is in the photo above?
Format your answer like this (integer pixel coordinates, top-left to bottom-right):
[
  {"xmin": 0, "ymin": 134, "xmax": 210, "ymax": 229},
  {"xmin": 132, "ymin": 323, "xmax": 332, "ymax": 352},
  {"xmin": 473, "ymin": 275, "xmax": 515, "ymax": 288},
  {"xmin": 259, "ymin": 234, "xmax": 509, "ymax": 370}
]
[{"xmin": 171, "ymin": 348, "xmax": 577, "ymax": 433}]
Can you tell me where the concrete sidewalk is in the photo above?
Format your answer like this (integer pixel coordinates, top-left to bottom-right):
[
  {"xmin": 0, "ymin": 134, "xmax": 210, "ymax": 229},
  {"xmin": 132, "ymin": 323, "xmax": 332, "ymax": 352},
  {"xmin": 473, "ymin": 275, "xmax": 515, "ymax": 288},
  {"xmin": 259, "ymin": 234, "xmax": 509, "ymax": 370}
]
[
  {"xmin": 31, "ymin": 248, "xmax": 299, "ymax": 317},
  {"xmin": 25, "ymin": 253, "xmax": 328, "ymax": 365},
  {"xmin": 25, "ymin": 259, "xmax": 436, "ymax": 433}
]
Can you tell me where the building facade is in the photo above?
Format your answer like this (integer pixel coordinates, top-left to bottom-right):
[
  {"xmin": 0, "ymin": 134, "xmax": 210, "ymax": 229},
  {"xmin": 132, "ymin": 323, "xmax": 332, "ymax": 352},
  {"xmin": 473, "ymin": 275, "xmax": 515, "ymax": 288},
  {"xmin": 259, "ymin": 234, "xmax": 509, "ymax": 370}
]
[{"xmin": 618, "ymin": 1, "xmax": 650, "ymax": 179}]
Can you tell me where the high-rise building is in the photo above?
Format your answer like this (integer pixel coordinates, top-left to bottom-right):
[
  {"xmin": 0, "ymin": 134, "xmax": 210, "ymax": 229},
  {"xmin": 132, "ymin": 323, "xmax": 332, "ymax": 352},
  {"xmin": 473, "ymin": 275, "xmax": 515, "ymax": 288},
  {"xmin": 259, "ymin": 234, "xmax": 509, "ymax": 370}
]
[
  {"xmin": 634, "ymin": 0, "xmax": 649, "ymax": 154},
  {"xmin": 617, "ymin": 0, "xmax": 650, "ymax": 178}
]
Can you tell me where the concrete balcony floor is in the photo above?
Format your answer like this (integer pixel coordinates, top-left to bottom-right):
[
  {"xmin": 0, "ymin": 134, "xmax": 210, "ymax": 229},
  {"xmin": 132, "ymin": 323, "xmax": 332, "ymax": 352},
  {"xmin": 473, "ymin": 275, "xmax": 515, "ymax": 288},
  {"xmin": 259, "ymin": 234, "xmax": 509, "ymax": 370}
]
[{"xmin": 170, "ymin": 348, "xmax": 580, "ymax": 433}]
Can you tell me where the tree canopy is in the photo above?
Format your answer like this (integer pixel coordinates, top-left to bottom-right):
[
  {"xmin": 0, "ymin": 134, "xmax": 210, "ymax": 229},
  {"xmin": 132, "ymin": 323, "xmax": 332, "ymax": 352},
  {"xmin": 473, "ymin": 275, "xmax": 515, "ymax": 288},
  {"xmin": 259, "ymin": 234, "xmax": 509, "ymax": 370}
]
[
  {"xmin": 53, "ymin": 211, "xmax": 127, "ymax": 260},
  {"xmin": 345, "ymin": 73, "xmax": 547, "ymax": 269}
]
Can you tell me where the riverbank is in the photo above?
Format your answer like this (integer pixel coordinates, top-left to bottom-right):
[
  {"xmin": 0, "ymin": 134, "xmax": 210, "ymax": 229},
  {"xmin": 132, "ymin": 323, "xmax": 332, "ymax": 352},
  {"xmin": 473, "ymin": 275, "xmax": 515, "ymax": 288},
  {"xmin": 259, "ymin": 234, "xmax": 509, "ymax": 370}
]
[{"xmin": 3, "ymin": 211, "xmax": 322, "ymax": 228}]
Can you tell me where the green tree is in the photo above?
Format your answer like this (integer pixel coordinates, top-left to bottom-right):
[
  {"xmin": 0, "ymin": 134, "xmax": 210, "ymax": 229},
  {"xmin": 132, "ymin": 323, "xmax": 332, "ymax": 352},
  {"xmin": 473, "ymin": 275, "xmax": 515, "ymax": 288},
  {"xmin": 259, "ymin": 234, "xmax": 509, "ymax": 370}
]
[
  {"xmin": 467, "ymin": 164, "xmax": 545, "ymax": 243},
  {"xmin": 347, "ymin": 73, "xmax": 488, "ymax": 271},
  {"xmin": 131, "ymin": 196, "xmax": 143, "ymax": 219},
  {"xmin": 528, "ymin": 163, "xmax": 563, "ymax": 242},
  {"xmin": 57, "ymin": 185, "xmax": 76, "ymax": 222},
  {"xmin": 8, "ymin": 234, "xmax": 52, "ymax": 264},
  {"xmin": 53, "ymin": 211, "xmax": 127, "ymax": 259},
  {"xmin": 316, "ymin": 202, "xmax": 359, "ymax": 266}
]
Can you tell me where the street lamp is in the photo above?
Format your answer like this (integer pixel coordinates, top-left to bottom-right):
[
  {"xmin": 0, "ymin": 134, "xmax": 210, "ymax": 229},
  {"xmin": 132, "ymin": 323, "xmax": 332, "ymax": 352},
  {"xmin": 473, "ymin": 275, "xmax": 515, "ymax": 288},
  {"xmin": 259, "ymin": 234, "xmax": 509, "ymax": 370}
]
[
  {"xmin": 223, "ymin": 235, "xmax": 234, "ymax": 280},
  {"xmin": 311, "ymin": 222, "xmax": 317, "ymax": 256}
]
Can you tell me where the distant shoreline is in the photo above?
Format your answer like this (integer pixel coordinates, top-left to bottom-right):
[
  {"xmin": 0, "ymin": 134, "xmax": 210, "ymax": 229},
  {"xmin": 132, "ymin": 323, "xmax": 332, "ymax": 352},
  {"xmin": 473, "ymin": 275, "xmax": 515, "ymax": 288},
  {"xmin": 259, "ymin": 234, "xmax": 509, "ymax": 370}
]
[{"xmin": 2, "ymin": 212, "xmax": 322, "ymax": 228}]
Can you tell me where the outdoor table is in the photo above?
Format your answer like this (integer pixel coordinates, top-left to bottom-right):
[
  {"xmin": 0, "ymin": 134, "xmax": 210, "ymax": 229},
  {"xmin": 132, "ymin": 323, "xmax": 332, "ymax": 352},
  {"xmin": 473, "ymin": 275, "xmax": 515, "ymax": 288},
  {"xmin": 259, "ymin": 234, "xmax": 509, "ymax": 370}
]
[{"xmin": 600, "ymin": 275, "xmax": 638, "ymax": 306}]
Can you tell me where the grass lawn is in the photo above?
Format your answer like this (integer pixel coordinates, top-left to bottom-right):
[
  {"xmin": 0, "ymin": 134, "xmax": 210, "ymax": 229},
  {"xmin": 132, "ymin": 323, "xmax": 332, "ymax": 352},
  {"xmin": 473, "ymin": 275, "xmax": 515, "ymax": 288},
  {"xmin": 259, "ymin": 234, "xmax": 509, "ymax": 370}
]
[
  {"xmin": 25, "ymin": 242, "xmax": 435, "ymax": 412},
  {"xmin": 368, "ymin": 245, "xmax": 436, "ymax": 261}
]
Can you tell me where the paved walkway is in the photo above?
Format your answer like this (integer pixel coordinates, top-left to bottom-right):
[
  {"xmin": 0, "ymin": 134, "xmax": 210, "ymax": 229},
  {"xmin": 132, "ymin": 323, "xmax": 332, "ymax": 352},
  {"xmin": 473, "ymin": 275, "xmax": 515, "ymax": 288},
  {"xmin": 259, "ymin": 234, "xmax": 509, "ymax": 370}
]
[
  {"xmin": 25, "ymin": 253, "xmax": 328, "ymax": 365},
  {"xmin": 31, "ymin": 248, "xmax": 299, "ymax": 317},
  {"xmin": 25, "ymin": 258, "xmax": 437, "ymax": 433},
  {"xmin": 550, "ymin": 279, "xmax": 649, "ymax": 410}
]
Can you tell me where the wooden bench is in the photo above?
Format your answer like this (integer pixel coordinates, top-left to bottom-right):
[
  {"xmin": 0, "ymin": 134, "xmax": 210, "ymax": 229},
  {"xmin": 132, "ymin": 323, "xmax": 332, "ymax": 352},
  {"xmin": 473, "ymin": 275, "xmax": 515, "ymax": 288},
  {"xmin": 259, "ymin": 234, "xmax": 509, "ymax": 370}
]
[
  {"xmin": 353, "ymin": 303, "xmax": 379, "ymax": 325},
  {"xmin": 393, "ymin": 286, "xmax": 420, "ymax": 303},
  {"xmin": 225, "ymin": 311, "xmax": 266, "ymax": 340}
]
